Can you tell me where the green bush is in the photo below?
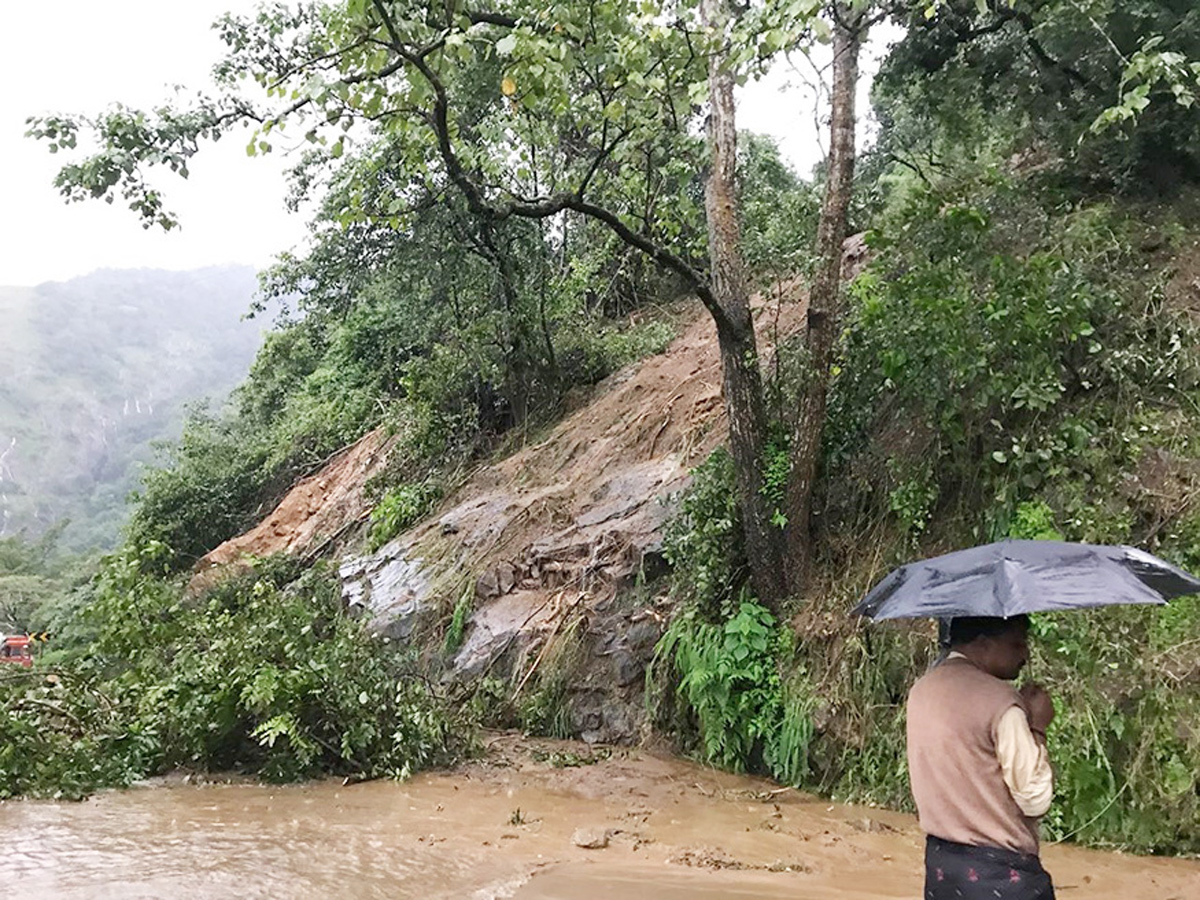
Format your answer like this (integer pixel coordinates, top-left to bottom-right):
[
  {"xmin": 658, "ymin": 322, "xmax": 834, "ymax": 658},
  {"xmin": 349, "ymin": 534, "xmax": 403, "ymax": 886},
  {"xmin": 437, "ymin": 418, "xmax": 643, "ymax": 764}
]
[
  {"xmin": 651, "ymin": 598, "xmax": 814, "ymax": 786},
  {"xmin": 1008, "ymin": 500, "xmax": 1065, "ymax": 541},
  {"xmin": 367, "ymin": 483, "xmax": 441, "ymax": 552},
  {"xmin": 126, "ymin": 412, "xmax": 275, "ymax": 570},
  {"xmin": 662, "ymin": 449, "xmax": 746, "ymax": 619},
  {"xmin": 739, "ymin": 131, "xmax": 820, "ymax": 280},
  {"xmin": 0, "ymin": 553, "xmax": 471, "ymax": 798},
  {"xmin": 826, "ymin": 185, "xmax": 1199, "ymax": 544},
  {"xmin": 515, "ymin": 618, "xmax": 586, "ymax": 740},
  {"xmin": 555, "ymin": 317, "xmax": 677, "ymax": 387},
  {"xmin": 1029, "ymin": 603, "xmax": 1200, "ymax": 852}
]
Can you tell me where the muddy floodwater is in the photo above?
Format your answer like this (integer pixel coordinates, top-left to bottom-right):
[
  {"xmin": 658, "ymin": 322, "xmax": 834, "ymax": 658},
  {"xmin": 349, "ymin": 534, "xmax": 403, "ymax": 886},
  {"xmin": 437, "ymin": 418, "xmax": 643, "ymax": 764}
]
[{"xmin": 2, "ymin": 735, "xmax": 1197, "ymax": 899}]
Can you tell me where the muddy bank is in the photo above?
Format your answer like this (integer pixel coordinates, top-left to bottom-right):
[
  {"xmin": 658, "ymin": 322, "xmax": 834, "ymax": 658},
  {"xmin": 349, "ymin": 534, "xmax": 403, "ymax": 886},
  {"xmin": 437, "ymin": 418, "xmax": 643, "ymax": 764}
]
[{"xmin": 1, "ymin": 735, "xmax": 1196, "ymax": 899}]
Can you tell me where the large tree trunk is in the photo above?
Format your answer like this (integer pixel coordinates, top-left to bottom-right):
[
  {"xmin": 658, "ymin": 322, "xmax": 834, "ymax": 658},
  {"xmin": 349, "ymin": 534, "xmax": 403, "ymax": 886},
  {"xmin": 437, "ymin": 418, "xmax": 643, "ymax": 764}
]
[
  {"xmin": 700, "ymin": 0, "xmax": 788, "ymax": 611},
  {"xmin": 784, "ymin": 6, "xmax": 864, "ymax": 593}
]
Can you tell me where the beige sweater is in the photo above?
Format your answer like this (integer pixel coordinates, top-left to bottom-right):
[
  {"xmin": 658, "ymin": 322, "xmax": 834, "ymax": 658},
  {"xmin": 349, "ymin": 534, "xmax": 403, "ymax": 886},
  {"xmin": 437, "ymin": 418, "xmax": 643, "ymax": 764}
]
[{"xmin": 906, "ymin": 657, "xmax": 1042, "ymax": 855}]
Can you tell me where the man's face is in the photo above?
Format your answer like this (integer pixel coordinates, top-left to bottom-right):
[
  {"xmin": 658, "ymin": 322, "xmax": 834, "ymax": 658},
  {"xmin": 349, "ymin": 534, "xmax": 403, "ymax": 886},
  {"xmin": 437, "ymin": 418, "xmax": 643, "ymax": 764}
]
[{"xmin": 981, "ymin": 625, "xmax": 1030, "ymax": 681}]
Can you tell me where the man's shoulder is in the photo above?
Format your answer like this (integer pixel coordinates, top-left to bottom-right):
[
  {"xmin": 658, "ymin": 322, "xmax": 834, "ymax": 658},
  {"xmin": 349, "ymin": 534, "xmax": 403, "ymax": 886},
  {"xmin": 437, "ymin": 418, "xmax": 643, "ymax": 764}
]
[{"xmin": 911, "ymin": 658, "xmax": 1020, "ymax": 704}]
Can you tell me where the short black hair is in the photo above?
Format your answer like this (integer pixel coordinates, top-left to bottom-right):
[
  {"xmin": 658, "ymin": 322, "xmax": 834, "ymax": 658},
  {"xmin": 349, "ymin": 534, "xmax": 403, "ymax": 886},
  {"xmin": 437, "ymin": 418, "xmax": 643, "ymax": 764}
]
[{"xmin": 948, "ymin": 615, "xmax": 1029, "ymax": 647}]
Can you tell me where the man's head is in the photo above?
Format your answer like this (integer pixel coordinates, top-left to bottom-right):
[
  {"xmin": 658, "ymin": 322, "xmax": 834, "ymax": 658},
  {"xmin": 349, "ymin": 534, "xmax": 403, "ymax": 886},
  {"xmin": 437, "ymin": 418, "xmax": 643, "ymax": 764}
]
[{"xmin": 948, "ymin": 615, "xmax": 1030, "ymax": 680}]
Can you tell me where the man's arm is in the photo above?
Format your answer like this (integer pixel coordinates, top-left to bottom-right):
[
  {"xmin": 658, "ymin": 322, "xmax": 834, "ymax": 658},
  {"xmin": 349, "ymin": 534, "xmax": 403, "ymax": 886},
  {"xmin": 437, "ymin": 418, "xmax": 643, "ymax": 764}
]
[{"xmin": 995, "ymin": 704, "xmax": 1054, "ymax": 817}]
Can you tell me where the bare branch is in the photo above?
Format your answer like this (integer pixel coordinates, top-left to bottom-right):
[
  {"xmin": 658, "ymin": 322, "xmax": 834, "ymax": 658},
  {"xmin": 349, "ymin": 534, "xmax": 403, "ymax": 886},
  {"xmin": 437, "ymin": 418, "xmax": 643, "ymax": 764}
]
[
  {"xmin": 563, "ymin": 198, "xmax": 715, "ymax": 310},
  {"xmin": 579, "ymin": 124, "xmax": 631, "ymax": 195},
  {"xmin": 372, "ymin": 0, "xmax": 405, "ymax": 49}
]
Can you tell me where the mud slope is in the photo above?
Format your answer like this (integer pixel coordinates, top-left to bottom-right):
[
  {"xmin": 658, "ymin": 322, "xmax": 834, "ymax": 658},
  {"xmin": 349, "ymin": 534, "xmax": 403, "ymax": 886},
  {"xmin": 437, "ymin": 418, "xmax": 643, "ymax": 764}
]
[
  {"xmin": 338, "ymin": 286, "xmax": 812, "ymax": 741},
  {"xmin": 197, "ymin": 274, "xmax": 826, "ymax": 741},
  {"xmin": 192, "ymin": 430, "xmax": 395, "ymax": 591}
]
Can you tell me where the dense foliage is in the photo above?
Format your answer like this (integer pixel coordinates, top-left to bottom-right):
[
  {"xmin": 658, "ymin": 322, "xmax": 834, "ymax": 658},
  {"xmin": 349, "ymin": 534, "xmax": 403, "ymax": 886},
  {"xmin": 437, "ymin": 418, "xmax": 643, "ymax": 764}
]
[
  {"xmin": 0, "ymin": 526, "xmax": 86, "ymax": 635},
  {"xmin": 0, "ymin": 553, "xmax": 468, "ymax": 798},
  {"xmin": 652, "ymin": 0, "xmax": 1200, "ymax": 854},
  {"xmin": 876, "ymin": 0, "xmax": 1200, "ymax": 195}
]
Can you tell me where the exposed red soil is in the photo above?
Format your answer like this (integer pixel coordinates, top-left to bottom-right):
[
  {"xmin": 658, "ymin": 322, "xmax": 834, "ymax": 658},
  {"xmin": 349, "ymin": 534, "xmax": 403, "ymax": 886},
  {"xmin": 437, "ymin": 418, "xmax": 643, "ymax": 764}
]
[{"xmin": 190, "ymin": 430, "xmax": 395, "ymax": 592}]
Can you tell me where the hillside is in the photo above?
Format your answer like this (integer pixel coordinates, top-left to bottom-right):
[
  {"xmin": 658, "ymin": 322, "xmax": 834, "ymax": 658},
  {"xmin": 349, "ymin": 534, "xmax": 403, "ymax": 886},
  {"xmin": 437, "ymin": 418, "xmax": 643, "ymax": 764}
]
[
  {"xmin": 0, "ymin": 266, "xmax": 265, "ymax": 551},
  {"xmin": 5, "ymin": 0, "xmax": 1200, "ymax": 861}
]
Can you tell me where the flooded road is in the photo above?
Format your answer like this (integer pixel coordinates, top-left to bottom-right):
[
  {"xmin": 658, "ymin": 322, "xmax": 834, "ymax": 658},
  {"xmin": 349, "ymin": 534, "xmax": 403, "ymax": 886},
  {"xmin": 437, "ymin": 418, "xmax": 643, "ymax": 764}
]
[{"xmin": 2, "ymin": 734, "xmax": 1197, "ymax": 899}]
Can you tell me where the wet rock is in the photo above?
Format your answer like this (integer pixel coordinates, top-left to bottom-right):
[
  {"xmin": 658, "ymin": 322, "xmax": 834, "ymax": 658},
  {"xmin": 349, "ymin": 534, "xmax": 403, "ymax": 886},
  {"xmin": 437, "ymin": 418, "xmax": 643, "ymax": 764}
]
[
  {"xmin": 451, "ymin": 591, "xmax": 556, "ymax": 680},
  {"xmin": 473, "ymin": 560, "xmax": 520, "ymax": 598},
  {"xmin": 629, "ymin": 619, "xmax": 662, "ymax": 650},
  {"xmin": 476, "ymin": 568, "xmax": 500, "ymax": 599},
  {"xmin": 571, "ymin": 827, "xmax": 611, "ymax": 849},
  {"xmin": 613, "ymin": 649, "xmax": 646, "ymax": 687},
  {"xmin": 497, "ymin": 561, "xmax": 517, "ymax": 595},
  {"xmin": 339, "ymin": 544, "xmax": 435, "ymax": 641},
  {"xmin": 337, "ymin": 299, "xmax": 814, "ymax": 746}
]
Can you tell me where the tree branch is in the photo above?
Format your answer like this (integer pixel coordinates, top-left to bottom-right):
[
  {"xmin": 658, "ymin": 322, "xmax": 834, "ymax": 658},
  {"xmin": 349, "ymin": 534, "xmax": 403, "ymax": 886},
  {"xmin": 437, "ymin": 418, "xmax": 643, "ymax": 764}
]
[
  {"xmin": 372, "ymin": 0, "xmax": 405, "ymax": 49},
  {"xmin": 367, "ymin": 2, "xmax": 718, "ymax": 317},
  {"xmin": 579, "ymin": 123, "xmax": 631, "ymax": 195},
  {"xmin": 562, "ymin": 198, "xmax": 715, "ymax": 312},
  {"xmin": 466, "ymin": 11, "xmax": 520, "ymax": 28}
]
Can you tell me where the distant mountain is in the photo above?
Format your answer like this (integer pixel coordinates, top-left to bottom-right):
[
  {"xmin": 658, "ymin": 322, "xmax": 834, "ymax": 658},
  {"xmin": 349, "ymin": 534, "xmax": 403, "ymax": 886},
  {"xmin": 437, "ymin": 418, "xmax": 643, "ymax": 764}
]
[{"xmin": 0, "ymin": 266, "xmax": 266, "ymax": 552}]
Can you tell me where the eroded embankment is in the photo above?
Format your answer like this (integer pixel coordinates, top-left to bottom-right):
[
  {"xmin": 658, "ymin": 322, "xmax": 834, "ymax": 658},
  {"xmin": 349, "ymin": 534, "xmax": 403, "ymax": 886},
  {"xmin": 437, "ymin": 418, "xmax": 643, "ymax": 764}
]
[
  {"xmin": 344, "ymin": 287, "xmax": 816, "ymax": 741},
  {"xmin": 193, "ymin": 278, "xmax": 821, "ymax": 743}
]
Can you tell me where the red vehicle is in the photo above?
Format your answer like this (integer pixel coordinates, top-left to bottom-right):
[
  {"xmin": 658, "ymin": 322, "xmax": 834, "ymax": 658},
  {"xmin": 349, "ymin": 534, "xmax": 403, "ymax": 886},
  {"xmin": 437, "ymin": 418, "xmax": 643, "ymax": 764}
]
[{"xmin": 1, "ymin": 635, "xmax": 34, "ymax": 668}]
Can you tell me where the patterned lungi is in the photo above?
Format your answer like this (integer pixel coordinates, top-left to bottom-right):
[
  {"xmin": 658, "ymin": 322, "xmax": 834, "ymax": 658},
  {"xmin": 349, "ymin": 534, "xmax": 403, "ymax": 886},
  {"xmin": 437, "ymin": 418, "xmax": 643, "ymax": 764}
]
[{"xmin": 924, "ymin": 835, "xmax": 1056, "ymax": 900}]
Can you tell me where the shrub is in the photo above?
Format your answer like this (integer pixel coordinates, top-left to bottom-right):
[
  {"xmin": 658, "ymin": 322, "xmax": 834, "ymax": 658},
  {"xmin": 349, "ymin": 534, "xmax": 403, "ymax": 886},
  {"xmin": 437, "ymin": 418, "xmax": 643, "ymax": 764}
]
[
  {"xmin": 367, "ymin": 483, "xmax": 441, "ymax": 552},
  {"xmin": 662, "ymin": 449, "xmax": 746, "ymax": 619},
  {"xmin": 0, "ymin": 554, "xmax": 471, "ymax": 798},
  {"xmin": 651, "ymin": 597, "xmax": 815, "ymax": 786}
]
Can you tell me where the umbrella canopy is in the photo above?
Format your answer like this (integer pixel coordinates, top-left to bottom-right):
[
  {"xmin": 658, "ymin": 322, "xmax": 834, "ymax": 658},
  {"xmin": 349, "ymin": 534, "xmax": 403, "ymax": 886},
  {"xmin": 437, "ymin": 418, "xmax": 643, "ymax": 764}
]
[{"xmin": 854, "ymin": 539, "xmax": 1200, "ymax": 621}]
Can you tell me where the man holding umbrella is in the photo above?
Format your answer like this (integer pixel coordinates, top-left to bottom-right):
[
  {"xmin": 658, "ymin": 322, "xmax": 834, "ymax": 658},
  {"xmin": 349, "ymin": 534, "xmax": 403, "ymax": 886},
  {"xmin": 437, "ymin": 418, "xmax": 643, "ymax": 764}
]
[
  {"xmin": 853, "ymin": 538, "xmax": 1200, "ymax": 900},
  {"xmin": 907, "ymin": 614, "xmax": 1056, "ymax": 899}
]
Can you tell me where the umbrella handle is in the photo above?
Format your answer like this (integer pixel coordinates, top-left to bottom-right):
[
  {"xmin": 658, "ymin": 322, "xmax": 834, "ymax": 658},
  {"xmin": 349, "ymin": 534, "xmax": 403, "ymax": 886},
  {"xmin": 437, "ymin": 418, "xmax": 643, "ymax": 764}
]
[{"xmin": 936, "ymin": 618, "xmax": 951, "ymax": 651}]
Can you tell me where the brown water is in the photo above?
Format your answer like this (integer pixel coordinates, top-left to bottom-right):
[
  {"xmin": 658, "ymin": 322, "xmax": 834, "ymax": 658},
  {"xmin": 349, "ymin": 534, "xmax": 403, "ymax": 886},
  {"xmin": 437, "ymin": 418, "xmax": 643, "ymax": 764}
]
[{"xmin": 2, "ymin": 735, "xmax": 1197, "ymax": 899}]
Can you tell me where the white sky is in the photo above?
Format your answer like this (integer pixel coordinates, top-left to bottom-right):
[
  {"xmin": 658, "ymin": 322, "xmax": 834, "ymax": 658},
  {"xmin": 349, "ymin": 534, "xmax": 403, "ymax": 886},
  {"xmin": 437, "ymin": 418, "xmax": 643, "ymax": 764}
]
[
  {"xmin": 0, "ymin": 0, "xmax": 304, "ymax": 288},
  {"xmin": 0, "ymin": 2, "xmax": 899, "ymax": 288}
]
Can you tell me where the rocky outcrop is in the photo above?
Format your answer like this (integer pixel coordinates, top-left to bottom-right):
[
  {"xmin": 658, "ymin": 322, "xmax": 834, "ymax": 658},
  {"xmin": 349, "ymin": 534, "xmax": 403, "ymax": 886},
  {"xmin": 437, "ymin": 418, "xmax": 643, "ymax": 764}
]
[{"xmin": 196, "ymin": 277, "xmax": 815, "ymax": 744}]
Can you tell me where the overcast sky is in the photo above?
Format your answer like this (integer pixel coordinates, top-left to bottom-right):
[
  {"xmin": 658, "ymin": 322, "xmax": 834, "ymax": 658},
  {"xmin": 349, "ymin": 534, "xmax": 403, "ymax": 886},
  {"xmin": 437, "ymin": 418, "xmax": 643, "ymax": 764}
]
[{"xmin": 0, "ymin": 2, "xmax": 897, "ymax": 288}]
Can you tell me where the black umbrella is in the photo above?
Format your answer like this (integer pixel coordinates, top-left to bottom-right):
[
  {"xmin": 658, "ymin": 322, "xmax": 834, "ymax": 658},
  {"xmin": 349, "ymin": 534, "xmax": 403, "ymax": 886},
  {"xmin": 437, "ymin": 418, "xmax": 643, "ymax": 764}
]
[{"xmin": 853, "ymin": 539, "xmax": 1200, "ymax": 621}]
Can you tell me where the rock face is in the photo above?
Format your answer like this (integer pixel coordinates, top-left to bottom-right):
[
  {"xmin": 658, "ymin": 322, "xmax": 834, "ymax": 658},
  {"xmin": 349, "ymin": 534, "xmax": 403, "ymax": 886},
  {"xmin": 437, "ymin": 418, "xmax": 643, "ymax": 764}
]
[
  {"xmin": 339, "ymin": 542, "xmax": 432, "ymax": 640},
  {"xmin": 340, "ymin": 290, "xmax": 808, "ymax": 743}
]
